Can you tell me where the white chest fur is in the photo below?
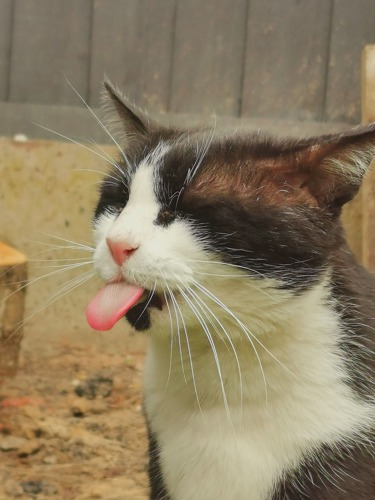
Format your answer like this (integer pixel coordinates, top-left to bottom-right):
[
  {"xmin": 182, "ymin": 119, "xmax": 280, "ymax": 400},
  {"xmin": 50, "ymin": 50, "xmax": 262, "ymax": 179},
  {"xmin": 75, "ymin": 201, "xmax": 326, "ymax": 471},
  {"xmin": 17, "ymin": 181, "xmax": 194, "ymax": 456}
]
[{"xmin": 143, "ymin": 282, "xmax": 373, "ymax": 500}]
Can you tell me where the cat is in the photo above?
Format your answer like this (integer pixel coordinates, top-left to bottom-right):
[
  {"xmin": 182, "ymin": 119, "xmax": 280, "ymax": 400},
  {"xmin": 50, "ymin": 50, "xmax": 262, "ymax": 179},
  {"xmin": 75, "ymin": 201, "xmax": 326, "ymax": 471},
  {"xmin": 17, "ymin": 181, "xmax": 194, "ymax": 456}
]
[{"xmin": 86, "ymin": 81, "xmax": 375, "ymax": 499}]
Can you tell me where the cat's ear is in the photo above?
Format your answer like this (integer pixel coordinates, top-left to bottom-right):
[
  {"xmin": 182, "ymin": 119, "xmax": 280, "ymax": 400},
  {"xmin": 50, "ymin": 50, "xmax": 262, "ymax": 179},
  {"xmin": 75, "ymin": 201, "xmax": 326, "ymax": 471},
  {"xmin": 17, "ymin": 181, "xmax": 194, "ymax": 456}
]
[
  {"xmin": 102, "ymin": 79, "xmax": 157, "ymax": 143},
  {"xmin": 281, "ymin": 125, "xmax": 375, "ymax": 211}
]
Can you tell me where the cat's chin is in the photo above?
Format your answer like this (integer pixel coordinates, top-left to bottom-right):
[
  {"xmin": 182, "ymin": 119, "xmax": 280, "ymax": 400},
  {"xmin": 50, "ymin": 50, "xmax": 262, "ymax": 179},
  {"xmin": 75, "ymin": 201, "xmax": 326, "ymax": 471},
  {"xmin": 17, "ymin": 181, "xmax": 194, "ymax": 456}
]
[{"xmin": 125, "ymin": 289, "xmax": 163, "ymax": 332}]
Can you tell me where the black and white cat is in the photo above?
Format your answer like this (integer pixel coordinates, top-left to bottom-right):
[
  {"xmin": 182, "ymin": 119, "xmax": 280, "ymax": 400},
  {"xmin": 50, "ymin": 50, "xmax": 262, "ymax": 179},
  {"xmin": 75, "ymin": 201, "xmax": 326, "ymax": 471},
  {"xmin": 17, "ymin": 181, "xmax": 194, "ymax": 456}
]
[{"xmin": 86, "ymin": 81, "xmax": 375, "ymax": 499}]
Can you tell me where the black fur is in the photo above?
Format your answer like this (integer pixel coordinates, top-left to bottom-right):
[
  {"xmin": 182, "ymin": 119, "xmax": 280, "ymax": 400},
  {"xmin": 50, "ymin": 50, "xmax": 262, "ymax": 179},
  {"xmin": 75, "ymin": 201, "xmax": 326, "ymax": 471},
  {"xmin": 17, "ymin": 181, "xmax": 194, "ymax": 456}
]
[{"xmin": 145, "ymin": 421, "xmax": 171, "ymax": 500}]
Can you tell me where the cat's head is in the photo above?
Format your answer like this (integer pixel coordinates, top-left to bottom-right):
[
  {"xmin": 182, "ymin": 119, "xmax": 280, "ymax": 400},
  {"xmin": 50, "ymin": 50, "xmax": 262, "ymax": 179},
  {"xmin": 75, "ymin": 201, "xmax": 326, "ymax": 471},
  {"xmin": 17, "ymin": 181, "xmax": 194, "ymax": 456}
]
[{"xmin": 86, "ymin": 81, "xmax": 375, "ymax": 335}]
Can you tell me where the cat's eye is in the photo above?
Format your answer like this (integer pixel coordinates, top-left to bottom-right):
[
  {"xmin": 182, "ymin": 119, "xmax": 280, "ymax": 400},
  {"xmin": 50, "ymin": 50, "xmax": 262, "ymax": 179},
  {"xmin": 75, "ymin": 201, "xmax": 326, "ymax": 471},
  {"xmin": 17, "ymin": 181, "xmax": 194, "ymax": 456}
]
[{"xmin": 110, "ymin": 204, "xmax": 125, "ymax": 216}]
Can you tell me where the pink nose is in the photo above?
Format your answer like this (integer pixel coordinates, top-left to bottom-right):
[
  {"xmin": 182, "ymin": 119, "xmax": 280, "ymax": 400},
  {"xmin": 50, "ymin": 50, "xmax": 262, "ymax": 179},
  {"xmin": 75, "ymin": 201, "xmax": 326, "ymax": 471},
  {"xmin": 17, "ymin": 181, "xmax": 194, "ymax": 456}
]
[{"xmin": 106, "ymin": 238, "xmax": 138, "ymax": 265}]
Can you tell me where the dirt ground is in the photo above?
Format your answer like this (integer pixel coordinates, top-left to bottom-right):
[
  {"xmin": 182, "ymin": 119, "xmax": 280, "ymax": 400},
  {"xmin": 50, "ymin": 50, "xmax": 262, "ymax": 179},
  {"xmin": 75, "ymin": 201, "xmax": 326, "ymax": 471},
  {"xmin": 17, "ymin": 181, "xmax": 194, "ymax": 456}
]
[{"xmin": 0, "ymin": 343, "xmax": 149, "ymax": 500}]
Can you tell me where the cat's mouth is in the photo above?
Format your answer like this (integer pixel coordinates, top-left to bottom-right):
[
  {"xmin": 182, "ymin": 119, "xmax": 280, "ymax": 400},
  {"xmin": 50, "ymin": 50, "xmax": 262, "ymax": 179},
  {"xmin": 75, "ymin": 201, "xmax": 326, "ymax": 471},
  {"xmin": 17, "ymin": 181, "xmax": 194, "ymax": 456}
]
[
  {"xmin": 85, "ymin": 281, "xmax": 164, "ymax": 332},
  {"xmin": 124, "ymin": 289, "xmax": 163, "ymax": 331}
]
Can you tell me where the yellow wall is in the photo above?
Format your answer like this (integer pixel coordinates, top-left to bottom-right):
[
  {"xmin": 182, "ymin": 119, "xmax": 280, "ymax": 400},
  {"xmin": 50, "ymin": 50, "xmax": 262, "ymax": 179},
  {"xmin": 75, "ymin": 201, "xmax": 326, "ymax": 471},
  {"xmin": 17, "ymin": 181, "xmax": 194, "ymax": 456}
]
[{"xmin": 0, "ymin": 137, "xmax": 146, "ymax": 355}]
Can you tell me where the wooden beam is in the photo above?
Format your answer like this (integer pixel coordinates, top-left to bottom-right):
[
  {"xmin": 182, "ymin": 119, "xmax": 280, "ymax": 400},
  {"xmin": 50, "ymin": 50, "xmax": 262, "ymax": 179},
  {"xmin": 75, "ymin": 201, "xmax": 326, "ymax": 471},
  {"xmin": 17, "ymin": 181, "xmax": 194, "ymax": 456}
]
[
  {"xmin": 0, "ymin": 242, "xmax": 27, "ymax": 381},
  {"xmin": 361, "ymin": 45, "xmax": 375, "ymax": 271}
]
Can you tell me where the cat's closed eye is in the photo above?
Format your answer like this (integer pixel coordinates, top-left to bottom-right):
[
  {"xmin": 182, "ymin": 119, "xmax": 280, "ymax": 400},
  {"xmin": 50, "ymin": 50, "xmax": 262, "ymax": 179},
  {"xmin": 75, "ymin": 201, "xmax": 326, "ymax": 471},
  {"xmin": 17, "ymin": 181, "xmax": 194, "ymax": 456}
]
[{"xmin": 155, "ymin": 208, "xmax": 176, "ymax": 227}]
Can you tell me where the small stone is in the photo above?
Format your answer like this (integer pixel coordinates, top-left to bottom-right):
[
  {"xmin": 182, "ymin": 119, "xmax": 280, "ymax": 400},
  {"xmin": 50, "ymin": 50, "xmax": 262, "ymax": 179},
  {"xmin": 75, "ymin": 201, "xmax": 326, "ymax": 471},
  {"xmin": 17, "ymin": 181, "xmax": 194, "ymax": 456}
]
[
  {"xmin": 13, "ymin": 133, "xmax": 28, "ymax": 142},
  {"xmin": 43, "ymin": 454, "xmax": 57, "ymax": 465},
  {"xmin": 0, "ymin": 436, "xmax": 28, "ymax": 451},
  {"xmin": 69, "ymin": 395, "xmax": 108, "ymax": 417},
  {"xmin": 74, "ymin": 374, "xmax": 113, "ymax": 399},
  {"xmin": 21, "ymin": 480, "xmax": 43, "ymax": 495},
  {"xmin": 41, "ymin": 482, "xmax": 58, "ymax": 495},
  {"xmin": 4, "ymin": 480, "xmax": 24, "ymax": 497},
  {"xmin": 70, "ymin": 397, "xmax": 91, "ymax": 417},
  {"xmin": 18, "ymin": 439, "xmax": 42, "ymax": 457}
]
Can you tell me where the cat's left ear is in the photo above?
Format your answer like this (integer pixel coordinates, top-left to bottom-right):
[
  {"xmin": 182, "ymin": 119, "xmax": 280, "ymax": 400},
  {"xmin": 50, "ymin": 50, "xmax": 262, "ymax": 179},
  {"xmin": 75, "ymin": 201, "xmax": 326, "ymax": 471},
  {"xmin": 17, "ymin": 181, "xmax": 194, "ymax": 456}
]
[
  {"xmin": 286, "ymin": 125, "xmax": 375, "ymax": 211},
  {"xmin": 102, "ymin": 79, "xmax": 162, "ymax": 144}
]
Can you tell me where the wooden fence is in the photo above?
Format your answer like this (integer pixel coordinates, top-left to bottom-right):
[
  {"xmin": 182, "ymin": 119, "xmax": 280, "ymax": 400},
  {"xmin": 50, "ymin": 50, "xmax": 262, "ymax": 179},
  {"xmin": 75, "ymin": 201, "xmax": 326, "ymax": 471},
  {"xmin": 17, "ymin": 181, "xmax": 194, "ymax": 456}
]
[
  {"xmin": 341, "ymin": 46, "xmax": 375, "ymax": 270},
  {"xmin": 0, "ymin": 0, "xmax": 375, "ymax": 124}
]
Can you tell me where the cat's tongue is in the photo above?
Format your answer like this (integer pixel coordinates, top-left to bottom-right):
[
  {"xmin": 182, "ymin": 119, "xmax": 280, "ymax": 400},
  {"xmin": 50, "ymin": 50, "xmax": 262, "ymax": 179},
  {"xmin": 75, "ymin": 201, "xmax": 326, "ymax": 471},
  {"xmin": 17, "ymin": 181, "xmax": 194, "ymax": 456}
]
[{"xmin": 86, "ymin": 283, "xmax": 144, "ymax": 331}]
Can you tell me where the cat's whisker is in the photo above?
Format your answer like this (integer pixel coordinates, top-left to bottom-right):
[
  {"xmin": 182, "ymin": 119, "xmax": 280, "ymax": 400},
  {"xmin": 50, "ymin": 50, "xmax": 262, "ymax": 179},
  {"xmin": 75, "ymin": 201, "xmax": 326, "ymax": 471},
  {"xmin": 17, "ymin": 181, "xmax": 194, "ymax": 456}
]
[
  {"xmin": 31, "ymin": 261, "xmax": 93, "ymax": 270},
  {"xmin": 64, "ymin": 77, "xmax": 132, "ymax": 172},
  {"xmin": 28, "ymin": 257, "xmax": 94, "ymax": 263},
  {"xmin": 133, "ymin": 281, "xmax": 157, "ymax": 328},
  {"xmin": 191, "ymin": 280, "xmax": 269, "ymax": 400},
  {"xmin": 167, "ymin": 284, "xmax": 187, "ymax": 385},
  {"xmin": 38, "ymin": 232, "xmax": 95, "ymax": 251},
  {"xmin": 168, "ymin": 286, "xmax": 203, "ymax": 416},
  {"xmin": 27, "ymin": 239, "xmax": 94, "ymax": 252},
  {"xmin": 47, "ymin": 270, "xmax": 95, "ymax": 302},
  {"xmin": 0, "ymin": 246, "xmax": 93, "ymax": 283},
  {"xmin": 163, "ymin": 291, "xmax": 174, "ymax": 390},
  {"xmin": 174, "ymin": 121, "xmax": 218, "ymax": 209},
  {"xmin": 187, "ymin": 258, "xmax": 267, "ymax": 279},
  {"xmin": 87, "ymin": 136, "xmax": 120, "ymax": 166},
  {"xmin": 193, "ymin": 280, "xmax": 299, "ymax": 385},
  {"xmin": 31, "ymin": 122, "xmax": 120, "ymax": 170},
  {"xmin": 177, "ymin": 285, "xmax": 232, "ymax": 422},
  {"xmin": 1, "ymin": 270, "xmax": 95, "ymax": 348},
  {"xmin": 186, "ymin": 120, "xmax": 217, "ymax": 185},
  {"xmin": 69, "ymin": 167, "xmax": 121, "ymax": 184},
  {"xmin": 0, "ymin": 262, "xmax": 94, "ymax": 306},
  {"xmin": 187, "ymin": 286, "xmax": 244, "ymax": 415}
]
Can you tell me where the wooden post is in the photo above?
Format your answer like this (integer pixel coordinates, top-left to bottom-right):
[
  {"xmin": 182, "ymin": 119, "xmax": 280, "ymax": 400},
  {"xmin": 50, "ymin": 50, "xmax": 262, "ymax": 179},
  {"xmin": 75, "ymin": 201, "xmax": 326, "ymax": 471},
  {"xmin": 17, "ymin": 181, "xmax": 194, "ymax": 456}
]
[
  {"xmin": 0, "ymin": 242, "xmax": 27, "ymax": 381},
  {"xmin": 361, "ymin": 45, "xmax": 375, "ymax": 271}
]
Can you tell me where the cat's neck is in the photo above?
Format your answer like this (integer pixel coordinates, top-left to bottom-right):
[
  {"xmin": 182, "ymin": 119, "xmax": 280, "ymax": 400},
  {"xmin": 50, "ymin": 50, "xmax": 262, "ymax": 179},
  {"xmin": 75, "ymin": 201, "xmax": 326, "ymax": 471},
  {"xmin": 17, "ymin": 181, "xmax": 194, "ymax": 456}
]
[
  {"xmin": 143, "ymin": 278, "xmax": 373, "ymax": 500},
  {"xmin": 145, "ymin": 278, "xmax": 351, "ymax": 407}
]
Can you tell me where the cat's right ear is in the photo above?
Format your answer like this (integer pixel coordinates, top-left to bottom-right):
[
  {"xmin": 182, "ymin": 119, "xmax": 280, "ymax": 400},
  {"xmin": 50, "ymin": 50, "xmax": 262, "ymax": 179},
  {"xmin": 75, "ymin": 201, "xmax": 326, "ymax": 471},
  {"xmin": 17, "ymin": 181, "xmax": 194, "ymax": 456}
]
[{"xmin": 102, "ymin": 79, "xmax": 155, "ymax": 144}]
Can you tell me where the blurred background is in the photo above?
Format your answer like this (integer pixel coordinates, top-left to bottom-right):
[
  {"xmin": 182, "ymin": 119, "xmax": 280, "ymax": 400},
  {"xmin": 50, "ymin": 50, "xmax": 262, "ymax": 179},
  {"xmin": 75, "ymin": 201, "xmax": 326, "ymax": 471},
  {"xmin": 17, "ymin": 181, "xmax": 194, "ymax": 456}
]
[{"xmin": 0, "ymin": 1, "xmax": 375, "ymax": 498}]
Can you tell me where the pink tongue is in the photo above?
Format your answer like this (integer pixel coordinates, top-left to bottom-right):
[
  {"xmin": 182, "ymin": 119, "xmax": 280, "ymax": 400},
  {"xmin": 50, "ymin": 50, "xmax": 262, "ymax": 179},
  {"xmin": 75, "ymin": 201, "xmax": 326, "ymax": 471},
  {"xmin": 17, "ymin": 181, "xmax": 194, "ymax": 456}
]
[{"xmin": 86, "ymin": 283, "xmax": 144, "ymax": 331}]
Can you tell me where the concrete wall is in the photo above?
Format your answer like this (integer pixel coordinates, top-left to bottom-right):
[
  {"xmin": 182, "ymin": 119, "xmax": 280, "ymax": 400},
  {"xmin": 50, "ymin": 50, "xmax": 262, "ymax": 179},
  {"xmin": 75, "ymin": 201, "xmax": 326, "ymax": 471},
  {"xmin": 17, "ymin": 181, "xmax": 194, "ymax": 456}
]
[{"xmin": 0, "ymin": 136, "xmax": 147, "ymax": 356}]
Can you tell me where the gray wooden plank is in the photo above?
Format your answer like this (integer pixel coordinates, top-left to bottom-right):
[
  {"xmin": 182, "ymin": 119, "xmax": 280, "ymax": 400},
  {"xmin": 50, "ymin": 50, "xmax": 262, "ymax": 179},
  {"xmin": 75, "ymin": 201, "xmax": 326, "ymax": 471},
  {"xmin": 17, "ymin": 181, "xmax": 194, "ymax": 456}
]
[
  {"xmin": 242, "ymin": 0, "xmax": 332, "ymax": 121},
  {"xmin": 9, "ymin": 0, "xmax": 92, "ymax": 105},
  {"xmin": 0, "ymin": 0, "xmax": 13, "ymax": 101},
  {"xmin": 0, "ymin": 102, "xmax": 351, "ymax": 144},
  {"xmin": 169, "ymin": 0, "xmax": 248, "ymax": 116},
  {"xmin": 90, "ymin": 0, "xmax": 176, "ymax": 112},
  {"xmin": 325, "ymin": 0, "xmax": 375, "ymax": 123}
]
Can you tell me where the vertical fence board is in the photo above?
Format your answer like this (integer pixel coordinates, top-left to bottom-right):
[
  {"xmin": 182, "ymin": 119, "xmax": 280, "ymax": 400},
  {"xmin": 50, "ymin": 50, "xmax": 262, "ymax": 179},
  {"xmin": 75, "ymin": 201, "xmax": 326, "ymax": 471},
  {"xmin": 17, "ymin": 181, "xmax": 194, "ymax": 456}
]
[
  {"xmin": 325, "ymin": 0, "xmax": 375, "ymax": 123},
  {"xmin": 9, "ymin": 0, "xmax": 92, "ymax": 105},
  {"xmin": 90, "ymin": 0, "xmax": 176, "ymax": 112},
  {"xmin": 170, "ymin": 0, "xmax": 248, "ymax": 116},
  {"xmin": 361, "ymin": 46, "xmax": 375, "ymax": 271},
  {"xmin": 0, "ymin": 0, "xmax": 13, "ymax": 101},
  {"xmin": 242, "ymin": 0, "xmax": 332, "ymax": 121}
]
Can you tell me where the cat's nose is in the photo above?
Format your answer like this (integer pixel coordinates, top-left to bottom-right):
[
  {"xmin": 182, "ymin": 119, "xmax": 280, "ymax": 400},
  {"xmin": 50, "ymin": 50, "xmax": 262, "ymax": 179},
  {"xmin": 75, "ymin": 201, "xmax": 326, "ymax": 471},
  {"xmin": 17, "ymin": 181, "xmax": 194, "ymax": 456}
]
[{"xmin": 106, "ymin": 238, "xmax": 138, "ymax": 265}]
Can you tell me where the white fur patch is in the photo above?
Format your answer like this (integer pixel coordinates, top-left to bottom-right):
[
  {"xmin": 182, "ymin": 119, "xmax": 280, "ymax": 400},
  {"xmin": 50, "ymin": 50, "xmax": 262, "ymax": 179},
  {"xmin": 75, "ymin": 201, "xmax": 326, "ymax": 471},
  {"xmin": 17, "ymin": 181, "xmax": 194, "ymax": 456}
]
[{"xmin": 144, "ymin": 279, "xmax": 374, "ymax": 499}]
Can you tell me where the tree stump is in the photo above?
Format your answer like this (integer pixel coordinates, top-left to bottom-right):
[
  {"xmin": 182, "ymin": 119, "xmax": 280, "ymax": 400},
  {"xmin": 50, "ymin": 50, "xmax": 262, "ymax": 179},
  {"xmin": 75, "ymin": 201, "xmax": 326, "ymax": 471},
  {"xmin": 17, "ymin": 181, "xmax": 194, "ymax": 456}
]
[{"xmin": 0, "ymin": 242, "xmax": 27, "ymax": 381}]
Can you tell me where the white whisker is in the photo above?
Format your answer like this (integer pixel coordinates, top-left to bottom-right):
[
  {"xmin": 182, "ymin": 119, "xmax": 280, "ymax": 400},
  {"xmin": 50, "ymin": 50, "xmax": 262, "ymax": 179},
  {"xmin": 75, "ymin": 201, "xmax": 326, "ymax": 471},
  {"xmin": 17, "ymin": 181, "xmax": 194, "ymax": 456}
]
[
  {"xmin": 64, "ymin": 77, "xmax": 132, "ymax": 172},
  {"xmin": 187, "ymin": 285, "xmax": 243, "ymax": 414},
  {"xmin": 178, "ymin": 285, "xmax": 231, "ymax": 421},
  {"xmin": 167, "ymin": 284, "xmax": 187, "ymax": 384},
  {"xmin": 163, "ymin": 291, "xmax": 174, "ymax": 390},
  {"xmin": 1, "ymin": 270, "xmax": 95, "ymax": 348},
  {"xmin": 192, "ymin": 280, "xmax": 269, "ymax": 401},
  {"xmin": 168, "ymin": 286, "xmax": 203, "ymax": 415}
]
